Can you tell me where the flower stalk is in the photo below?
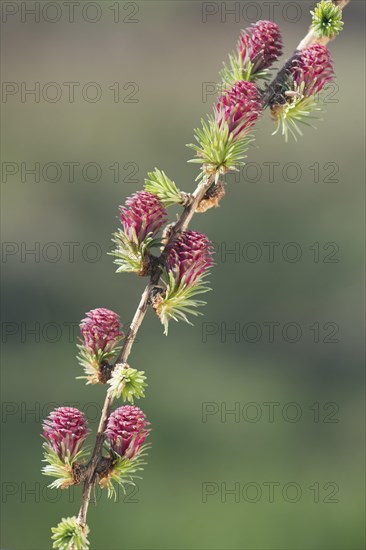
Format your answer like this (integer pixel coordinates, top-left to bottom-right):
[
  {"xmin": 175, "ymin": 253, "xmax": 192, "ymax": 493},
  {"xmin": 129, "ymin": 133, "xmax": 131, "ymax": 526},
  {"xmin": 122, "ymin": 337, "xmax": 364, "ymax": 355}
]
[{"xmin": 42, "ymin": 2, "xmax": 350, "ymax": 548}]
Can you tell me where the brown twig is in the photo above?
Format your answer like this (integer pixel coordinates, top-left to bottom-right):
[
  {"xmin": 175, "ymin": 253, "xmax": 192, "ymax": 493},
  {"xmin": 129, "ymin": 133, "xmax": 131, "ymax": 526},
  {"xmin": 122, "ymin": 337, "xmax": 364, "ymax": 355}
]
[
  {"xmin": 76, "ymin": 175, "xmax": 213, "ymax": 526},
  {"xmin": 76, "ymin": 0, "xmax": 350, "ymax": 528}
]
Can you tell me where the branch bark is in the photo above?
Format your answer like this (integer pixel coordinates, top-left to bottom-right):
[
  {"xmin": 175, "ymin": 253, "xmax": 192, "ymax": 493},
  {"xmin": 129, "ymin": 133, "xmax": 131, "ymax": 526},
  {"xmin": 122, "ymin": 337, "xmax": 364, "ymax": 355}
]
[
  {"xmin": 76, "ymin": 175, "xmax": 213, "ymax": 526},
  {"xmin": 77, "ymin": 0, "xmax": 350, "ymax": 528}
]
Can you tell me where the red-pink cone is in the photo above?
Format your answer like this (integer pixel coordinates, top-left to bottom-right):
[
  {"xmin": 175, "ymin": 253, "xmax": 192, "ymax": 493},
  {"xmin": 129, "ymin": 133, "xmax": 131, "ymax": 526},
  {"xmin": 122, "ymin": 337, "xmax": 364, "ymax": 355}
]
[
  {"xmin": 167, "ymin": 230, "xmax": 214, "ymax": 287},
  {"xmin": 291, "ymin": 44, "xmax": 334, "ymax": 96},
  {"xmin": 120, "ymin": 191, "xmax": 167, "ymax": 244},
  {"xmin": 106, "ymin": 405, "xmax": 150, "ymax": 459},
  {"xmin": 217, "ymin": 80, "xmax": 263, "ymax": 139},
  {"xmin": 43, "ymin": 407, "xmax": 89, "ymax": 460},
  {"xmin": 80, "ymin": 308, "xmax": 124, "ymax": 356},
  {"xmin": 240, "ymin": 20, "xmax": 283, "ymax": 73}
]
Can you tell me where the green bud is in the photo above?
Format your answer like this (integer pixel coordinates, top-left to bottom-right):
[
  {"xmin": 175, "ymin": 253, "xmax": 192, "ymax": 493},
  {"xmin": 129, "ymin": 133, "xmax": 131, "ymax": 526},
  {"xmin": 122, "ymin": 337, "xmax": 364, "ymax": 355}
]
[
  {"xmin": 108, "ymin": 364, "xmax": 147, "ymax": 403},
  {"xmin": 51, "ymin": 516, "xmax": 89, "ymax": 550},
  {"xmin": 311, "ymin": 0, "xmax": 344, "ymax": 38}
]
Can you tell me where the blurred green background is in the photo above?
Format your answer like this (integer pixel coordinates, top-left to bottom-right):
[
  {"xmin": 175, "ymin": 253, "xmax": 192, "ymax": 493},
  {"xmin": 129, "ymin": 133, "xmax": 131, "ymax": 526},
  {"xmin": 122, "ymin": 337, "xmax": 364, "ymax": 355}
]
[{"xmin": 1, "ymin": 1, "xmax": 365, "ymax": 549}]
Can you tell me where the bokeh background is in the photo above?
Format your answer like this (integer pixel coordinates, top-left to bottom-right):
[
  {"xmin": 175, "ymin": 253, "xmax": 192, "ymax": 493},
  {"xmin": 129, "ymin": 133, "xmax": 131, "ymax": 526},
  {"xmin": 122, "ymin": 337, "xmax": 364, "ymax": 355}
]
[{"xmin": 1, "ymin": 1, "xmax": 365, "ymax": 549}]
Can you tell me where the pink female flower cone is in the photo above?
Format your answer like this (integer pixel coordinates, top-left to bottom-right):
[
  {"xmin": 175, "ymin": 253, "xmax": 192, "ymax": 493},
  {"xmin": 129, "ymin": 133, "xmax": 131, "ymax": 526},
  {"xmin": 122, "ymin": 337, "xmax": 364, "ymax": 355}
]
[
  {"xmin": 291, "ymin": 44, "xmax": 334, "ymax": 96},
  {"xmin": 120, "ymin": 191, "xmax": 167, "ymax": 244},
  {"xmin": 240, "ymin": 20, "xmax": 283, "ymax": 73},
  {"xmin": 167, "ymin": 230, "xmax": 214, "ymax": 287},
  {"xmin": 106, "ymin": 405, "xmax": 150, "ymax": 459},
  {"xmin": 80, "ymin": 308, "xmax": 124, "ymax": 356},
  {"xmin": 43, "ymin": 407, "xmax": 89, "ymax": 460},
  {"xmin": 217, "ymin": 80, "xmax": 263, "ymax": 139}
]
